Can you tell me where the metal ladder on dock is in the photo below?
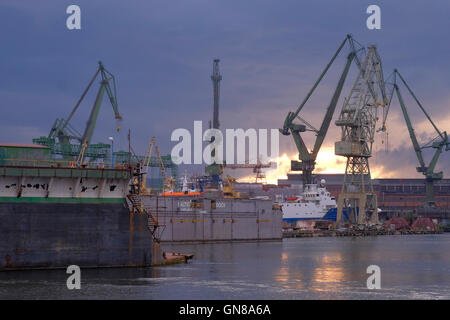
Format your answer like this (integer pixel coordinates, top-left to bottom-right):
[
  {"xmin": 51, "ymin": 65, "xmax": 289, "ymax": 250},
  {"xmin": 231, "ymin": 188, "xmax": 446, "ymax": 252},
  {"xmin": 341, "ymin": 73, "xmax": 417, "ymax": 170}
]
[{"xmin": 127, "ymin": 194, "xmax": 165, "ymax": 243}]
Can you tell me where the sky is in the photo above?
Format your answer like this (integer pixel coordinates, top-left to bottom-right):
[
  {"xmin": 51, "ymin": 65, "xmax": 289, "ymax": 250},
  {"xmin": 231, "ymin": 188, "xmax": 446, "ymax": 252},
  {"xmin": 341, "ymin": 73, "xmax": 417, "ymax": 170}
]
[{"xmin": 1, "ymin": 0, "xmax": 449, "ymax": 182}]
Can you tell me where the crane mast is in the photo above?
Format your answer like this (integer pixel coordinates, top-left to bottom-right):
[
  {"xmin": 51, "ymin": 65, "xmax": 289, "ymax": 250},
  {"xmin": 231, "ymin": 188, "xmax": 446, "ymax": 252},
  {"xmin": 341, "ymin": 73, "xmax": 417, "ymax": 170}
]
[
  {"xmin": 205, "ymin": 59, "xmax": 224, "ymax": 180},
  {"xmin": 211, "ymin": 59, "xmax": 222, "ymax": 130},
  {"xmin": 335, "ymin": 45, "xmax": 388, "ymax": 225}
]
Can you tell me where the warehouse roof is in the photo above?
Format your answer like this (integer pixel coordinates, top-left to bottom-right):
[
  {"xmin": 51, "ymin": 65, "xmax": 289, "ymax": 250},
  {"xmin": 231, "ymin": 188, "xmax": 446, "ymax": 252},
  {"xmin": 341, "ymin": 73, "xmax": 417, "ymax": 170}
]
[{"xmin": 0, "ymin": 143, "xmax": 50, "ymax": 149}]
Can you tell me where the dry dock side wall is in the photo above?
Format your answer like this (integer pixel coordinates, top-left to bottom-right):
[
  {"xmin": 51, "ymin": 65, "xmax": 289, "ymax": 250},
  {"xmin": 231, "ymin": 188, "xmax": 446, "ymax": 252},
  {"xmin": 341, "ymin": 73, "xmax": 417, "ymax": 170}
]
[
  {"xmin": 141, "ymin": 196, "xmax": 282, "ymax": 242},
  {"xmin": 0, "ymin": 200, "xmax": 153, "ymax": 270}
]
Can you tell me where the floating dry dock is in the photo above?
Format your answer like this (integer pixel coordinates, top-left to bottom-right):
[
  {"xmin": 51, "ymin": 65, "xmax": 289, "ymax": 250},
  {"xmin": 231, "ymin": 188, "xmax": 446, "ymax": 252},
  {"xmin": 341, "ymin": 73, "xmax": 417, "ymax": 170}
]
[
  {"xmin": 0, "ymin": 143, "xmax": 153, "ymax": 270},
  {"xmin": 140, "ymin": 194, "xmax": 283, "ymax": 242}
]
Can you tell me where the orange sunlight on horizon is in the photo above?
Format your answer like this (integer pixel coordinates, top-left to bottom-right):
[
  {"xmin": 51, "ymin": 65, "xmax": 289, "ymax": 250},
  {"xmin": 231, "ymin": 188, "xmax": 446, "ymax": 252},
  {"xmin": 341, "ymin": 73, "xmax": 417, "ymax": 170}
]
[{"xmin": 235, "ymin": 146, "xmax": 397, "ymax": 184}]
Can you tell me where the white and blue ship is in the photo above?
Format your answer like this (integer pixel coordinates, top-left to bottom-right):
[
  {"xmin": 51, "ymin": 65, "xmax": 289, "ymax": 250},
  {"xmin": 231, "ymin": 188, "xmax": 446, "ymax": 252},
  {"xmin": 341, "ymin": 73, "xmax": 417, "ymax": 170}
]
[{"xmin": 278, "ymin": 180, "xmax": 350, "ymax": 223}]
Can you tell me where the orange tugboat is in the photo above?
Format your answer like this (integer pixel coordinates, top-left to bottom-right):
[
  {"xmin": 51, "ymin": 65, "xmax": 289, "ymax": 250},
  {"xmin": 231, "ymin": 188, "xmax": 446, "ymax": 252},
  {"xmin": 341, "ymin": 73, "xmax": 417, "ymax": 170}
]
[{"xmin": 162, "ymin": 251, "xmax": 194, "ymax": 263}]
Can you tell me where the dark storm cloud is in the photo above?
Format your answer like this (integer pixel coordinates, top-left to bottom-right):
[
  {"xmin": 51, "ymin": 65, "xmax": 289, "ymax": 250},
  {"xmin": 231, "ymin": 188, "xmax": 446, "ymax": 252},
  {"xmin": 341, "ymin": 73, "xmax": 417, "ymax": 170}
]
[{"xmin": 0, "ymin": 0, "xmax": 449, "ymax": 178}]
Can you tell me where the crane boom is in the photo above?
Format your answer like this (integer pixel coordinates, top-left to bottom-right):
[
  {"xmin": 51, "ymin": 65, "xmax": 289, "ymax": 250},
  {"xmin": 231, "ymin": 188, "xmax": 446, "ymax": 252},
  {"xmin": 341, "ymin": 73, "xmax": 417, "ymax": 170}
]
[
  {"xmin": 81, "ymin": 61, "xmax": 122, "ymax": 148},
  {"xmin": 390, "ymin": 69, "xmax": 449, "ymax": 206},
  {"xmin": 281, "ymin": 35, "xmax": 351, "ymax": 129},
  {"xmin": 394, "ymin": 82, "xmax": 426, "ymax": 169},
  {"xmin": 140, "ymin": 137, "xmax": 170, "ymax": 194},
  {"xmin": 76, "ymin": 61, "xmax": 122, "ymax": 165},
  {"xmin": 312, "ymin": 52, "xmax": 355, "ymax": 159},
  {"xmin": 396, "ymin": 71, "xmax": 445, "ymax": 141},
  {"xmin": 280, "ymin": 35, "xmax": 358, "ymax": 186},
  {"xmin": 61, "ymin": 68, "xmax": 101, "ymax": 135}
]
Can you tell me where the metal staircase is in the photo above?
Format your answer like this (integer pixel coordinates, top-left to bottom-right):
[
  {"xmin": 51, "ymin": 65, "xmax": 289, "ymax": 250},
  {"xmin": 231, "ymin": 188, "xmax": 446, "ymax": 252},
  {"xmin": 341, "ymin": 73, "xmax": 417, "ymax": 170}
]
[{"xmin": 126, "ymin": 194, "xmax": 165, "ymax": 243}]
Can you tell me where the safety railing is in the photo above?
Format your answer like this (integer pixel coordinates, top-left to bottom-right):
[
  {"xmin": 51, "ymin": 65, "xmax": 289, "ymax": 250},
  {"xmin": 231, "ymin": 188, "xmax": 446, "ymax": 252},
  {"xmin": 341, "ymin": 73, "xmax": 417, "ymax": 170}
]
[{"xmin": 0, "ymin": 158, "xmax": 130, "ymax": 170}]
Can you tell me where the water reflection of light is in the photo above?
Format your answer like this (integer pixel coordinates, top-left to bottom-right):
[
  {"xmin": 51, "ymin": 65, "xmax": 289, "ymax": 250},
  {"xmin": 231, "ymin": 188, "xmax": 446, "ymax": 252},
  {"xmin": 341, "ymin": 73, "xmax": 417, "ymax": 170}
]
[
  {"xmin": 274, "ymin": 252, "xmax": 347, "ymax": 291},
  {"xmin": 274, "ymin": 259, "xmax": 305, "ymax": 289},
  {"xmin": 276, "ymin": 267, "xmax": 289, "ymax": 283},
  {"xmin": 311, "ymin": 253, "xmax": 345, "ymax": 292},
  {"xmin": 321, "ymin": 253, "xmax": 343, "ymax": 265},
  {"xmin": 275, "ymin": 266, "xmax": 304, "ymax": 289}
]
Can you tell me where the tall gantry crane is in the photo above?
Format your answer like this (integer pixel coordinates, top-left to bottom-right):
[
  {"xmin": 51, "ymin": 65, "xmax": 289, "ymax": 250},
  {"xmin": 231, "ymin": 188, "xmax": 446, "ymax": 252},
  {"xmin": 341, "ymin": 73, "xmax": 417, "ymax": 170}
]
[
  {"xmin": 280, "ymin": 34, "xmax": 362, "ymax": 187},
  {"xmin": 385, "ymin": 69, "xmax": 450, "ymax": 207},
  {"xmin": 335, "ymin": 45, "xmax": 388, "ymax": 225}
]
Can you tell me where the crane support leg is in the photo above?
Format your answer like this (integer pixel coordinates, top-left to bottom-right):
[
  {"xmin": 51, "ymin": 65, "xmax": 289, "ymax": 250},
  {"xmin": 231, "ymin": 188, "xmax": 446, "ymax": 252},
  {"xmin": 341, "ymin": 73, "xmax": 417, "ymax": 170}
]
[
  {"xmin": 425, "ymin": 179, "xmax": 435, "ymax": 207},
  {"xmin": 336, "ymin": 192, "xmax": 378, "ymax": 226}
]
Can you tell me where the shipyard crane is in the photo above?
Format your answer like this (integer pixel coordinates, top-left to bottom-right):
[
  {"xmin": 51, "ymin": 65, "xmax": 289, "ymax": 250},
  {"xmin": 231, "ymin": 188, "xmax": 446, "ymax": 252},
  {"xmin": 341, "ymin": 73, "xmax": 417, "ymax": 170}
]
[
  {"xmin": 384, "ymin": 69, "xmax": 450, "ymax": 207},
  {"xmin": 38, "ymin": 62, "xmax": 122, "ymax": 164},
  {"xmin": 141, "ymin": 136, "xmax": 156, "ymax": 193},
  {"xmin": 280, "ymin": 35, "xmax": 363, "ymax": 187},
  {"xmin": 76, "ymin": 62, "xmax": 122, "ymax": 165},
  {"xmin": 154, "ymin": 145, "xmax": 168, "ymax": 190},
  {"xmin": 206, "ymin": 59, "xmax": 224, "ymax": 181},
  {"xmin": 141, "ymin": 137, "xmax": 168, "ymax": 194},
  {"xmin": 335, "ymin": 44, "xmax": 388, "ymax": 226},
  {"xmin": 226, "ymin": 157, "xmax": 275, "ymax": 184},
  {"xmin": 35, "ymin": 62, "xmax": 122, "ymax": 163}
]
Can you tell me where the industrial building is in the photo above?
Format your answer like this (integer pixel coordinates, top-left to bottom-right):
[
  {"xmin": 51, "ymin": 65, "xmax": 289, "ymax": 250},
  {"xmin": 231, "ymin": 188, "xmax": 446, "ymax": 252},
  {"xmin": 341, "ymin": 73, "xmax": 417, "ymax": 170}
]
[
  {"xmin": 234, "ymin": 173, "xmax": 450, "ymax": 217},
  {"xmin": 277, "ymin": 173, "xmax": 450, "ymax": 213}
]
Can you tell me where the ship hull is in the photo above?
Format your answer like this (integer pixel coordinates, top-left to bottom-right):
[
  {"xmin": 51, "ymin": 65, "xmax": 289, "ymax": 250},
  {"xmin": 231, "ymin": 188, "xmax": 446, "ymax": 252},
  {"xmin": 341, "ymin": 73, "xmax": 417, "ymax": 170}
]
[
  {"xmin": 282, "ymin": 208, "xmax": 352, "ymax": 223},
  {"xmin": 0, "ymin": 199, "xmax": 152, "ymax": 270}
]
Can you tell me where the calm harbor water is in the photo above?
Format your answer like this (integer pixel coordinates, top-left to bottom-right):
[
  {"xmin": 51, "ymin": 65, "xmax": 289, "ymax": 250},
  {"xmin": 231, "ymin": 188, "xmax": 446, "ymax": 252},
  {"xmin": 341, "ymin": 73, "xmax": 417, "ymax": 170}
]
[{"xmin": 1, "ymin": 234, "xmax": 449, "ymax": 299}]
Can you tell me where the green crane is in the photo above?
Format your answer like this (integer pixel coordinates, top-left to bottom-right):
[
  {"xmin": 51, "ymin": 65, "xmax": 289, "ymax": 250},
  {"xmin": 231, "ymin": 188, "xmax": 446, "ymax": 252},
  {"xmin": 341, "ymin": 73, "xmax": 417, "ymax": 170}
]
[
  {"xmin": 388, "ymin": 69, "xmax": 449, "ymax": 207},
  {"xmin": 37, "ymin": 61, "xmax": 122, "ymax": 164},
  {"xmin": 76, "ymin": 61, "xmax": 122, "ymax": 165},
  {"xmin": 280, "ymin": 34, "xmax": 361, "ymax": 186}
]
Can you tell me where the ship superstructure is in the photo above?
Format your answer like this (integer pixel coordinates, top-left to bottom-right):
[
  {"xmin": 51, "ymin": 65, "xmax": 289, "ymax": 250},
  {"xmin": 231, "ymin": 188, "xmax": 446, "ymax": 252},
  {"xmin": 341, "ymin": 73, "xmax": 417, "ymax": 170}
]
[{"xmin": 278, "ymin": 180, "xmax": 338, "ymax": 222}]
